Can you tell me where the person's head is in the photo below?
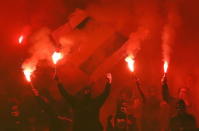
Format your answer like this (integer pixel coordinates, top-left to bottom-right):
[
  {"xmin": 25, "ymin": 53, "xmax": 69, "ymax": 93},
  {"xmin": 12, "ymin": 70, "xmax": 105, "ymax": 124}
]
[
  {"xmin": 8, "ymin": 98, "xmax": 20, "ymax": 117},
  {"xmin": 117, "ymin": 100, "xmax": 128, "ymax": 113},
  {"xmin": 133, "ymin": 98, "xmax": 142, "ymax": 108},
  {"xmin": 10, "ymin": 103, "xmax": 20, "ymax": 117},
  {"xmin": 76, "ymin": 86, "xmax": 92, "ymax": 100},
  {"xmin": 176, "ymin": 99, "xmax": 186, "ymax": 113},
  {"xmin": 83, "ymin": 86, "xmax": 91, "ymax": 96},
  {"xmin": 120, "ymin": 101, "xmax": 128, "ymax": 113},
  {"xmin": 178, "ymin": 87, "xmax": 188, "ymax": 99},
  {"xmin": 11, "ymin": 104, "xmax": 20, "ymax": 117},
  {"xmin": 119, "ymin": 89, "xmax": 132, "ymax": 102}
]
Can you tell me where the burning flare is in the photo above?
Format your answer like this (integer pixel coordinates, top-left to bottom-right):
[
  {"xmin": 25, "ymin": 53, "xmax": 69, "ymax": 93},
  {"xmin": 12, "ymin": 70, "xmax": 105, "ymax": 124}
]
[
  {"xmin": 164, "ymin": 61, "xmax": 168, "ymax": 73},
  {"xmin": 18, "ymin": 35, "xmax": 24, "ymax": 44},
  {"xmin": 23, "ymin": 68, "xmax": 34, "ymax": 82},
  {"xmin": 125, "ymin": 56, "xmax": 135, "ymax": 72},
  {"xmin": 52, "ymin": 52, "xmax": 63, "ymax": 64}
]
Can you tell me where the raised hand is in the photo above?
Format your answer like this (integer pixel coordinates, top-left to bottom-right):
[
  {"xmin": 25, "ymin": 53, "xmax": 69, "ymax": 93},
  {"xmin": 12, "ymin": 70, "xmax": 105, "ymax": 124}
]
[
  {"xmin": 134, "ymin": 76, "xmax": 140, "ymax": 87},
  {"xmin": 106, "ymin": 73, "xmax": 112, "ymax": 84},
  {"xmin": 54, "ymin": 74, "xmax": 59, "ymax": 82},
  {"xmin": 162, "ymin": 75, "xmax": 167, "ymax": 84},
  {"xmin": 31, "ymin": 87, "xmax": 39, "ymax": 96}
]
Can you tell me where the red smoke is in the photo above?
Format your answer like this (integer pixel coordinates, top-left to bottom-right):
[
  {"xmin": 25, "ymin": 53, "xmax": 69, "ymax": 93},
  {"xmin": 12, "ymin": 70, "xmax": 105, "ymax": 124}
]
[
  {"xmin": 162, "ymin": 1, "xmax": 181, "ymax": 65},
  {"xmin": 125, "ymin": 55, "xmax": 135, "ymax": 72},
  {"xmin": 1, "ymin": 0, "xmax": 199, "ymax": 128},
  {"xmin": 126, "ymin": 27, "xmax": 149, "ymax": 57},
  {"xmin": 21, "ymin": 28, "xmax": 55, "ymax": 76}
]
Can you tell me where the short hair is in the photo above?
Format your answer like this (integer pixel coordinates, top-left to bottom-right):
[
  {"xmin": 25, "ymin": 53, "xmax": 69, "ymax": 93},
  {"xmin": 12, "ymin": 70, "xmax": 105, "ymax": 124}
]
[
  {"xmin": 176, "ymin": 99, "xmax": 186, "ymax": 109},
  {"xmin": 178, "ymin": 87, "xmax": 188, "ymax": 93}
]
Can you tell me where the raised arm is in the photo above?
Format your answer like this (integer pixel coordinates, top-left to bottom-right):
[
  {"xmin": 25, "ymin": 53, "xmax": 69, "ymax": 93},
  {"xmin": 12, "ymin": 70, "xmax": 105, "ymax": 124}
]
[
  {"xmin": 135, "ymin": 77, "xmax": 146, "ymax": 103},
  {"xmin": 30, "ymin": 85, "xmax": 46, "ymax": 106},
  {"xmin": 31, "ymin": 86, "xmax": 44, "ymax": 108},
  {"xmin": 95, "ymin": 73, "xmax": 112, "ymax": 106},
  {"xmin": 54, "ymin": 76, "xmax": 76, "ymax": 106},
  {"xmin": 106, "ymin": 115, "xmax": 114, "ymax": 131},
  {"xmin": 30, "ymin": 86, "xmax": 55, "ymax": 115},
  {"xmin": 162, "ymin": 76, "xmax": 172, "ymax": 103}
]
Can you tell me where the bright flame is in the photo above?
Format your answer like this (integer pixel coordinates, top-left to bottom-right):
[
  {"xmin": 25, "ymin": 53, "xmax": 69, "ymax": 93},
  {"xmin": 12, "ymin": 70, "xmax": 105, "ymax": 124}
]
[
  {"xmin": 125, "ymin": 56, "xmax": 135, "ymax": 72},
  {"xmin": 164, "ymin": 61, "xmax": 168, "ymax": 73},
  {"xmin": 23, "ymin": 68, "xmax": 33, "ymax": 82},
  {"xmin": 18, "ymin": 35, "xmax": 24, "ymax": 44},
  {"xmin": 52, "ymin": 52, "xmax": 63, "ymax": 64}
]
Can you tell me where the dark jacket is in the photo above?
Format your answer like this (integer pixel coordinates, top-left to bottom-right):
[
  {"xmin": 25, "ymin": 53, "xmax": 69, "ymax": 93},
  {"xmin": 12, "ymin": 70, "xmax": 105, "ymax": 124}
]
[
  {"xmin": 34, "ymin": 95, "xmax": 64, "ymax": 131},
  {"xmin": 170, "ymin": 112, "xmax": 197, "ymax": 131},
  {"xmin": 107, "ymin": 114, "xmax": 138, "ymax": 131},
  {"xmin": 57, "ymin": 82, "xmax": 111, "ymax": 131}
]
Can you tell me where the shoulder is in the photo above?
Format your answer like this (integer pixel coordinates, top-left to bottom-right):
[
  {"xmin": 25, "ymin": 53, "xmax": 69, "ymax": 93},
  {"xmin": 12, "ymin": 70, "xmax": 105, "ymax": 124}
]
[
  {"xmin": 127, "ymin": 114, "xmax": 136, "ymax": 121},
  {"xmin": 170, "ymin": 115, "xmax": 179, "ymax": 122},
  {"xmin": 186, "ymin": 113, "xmax": 196, "ymax": 120},
  {"xmin": 107, "ymin": 115, "xmax": 114, "ymax": 120}
]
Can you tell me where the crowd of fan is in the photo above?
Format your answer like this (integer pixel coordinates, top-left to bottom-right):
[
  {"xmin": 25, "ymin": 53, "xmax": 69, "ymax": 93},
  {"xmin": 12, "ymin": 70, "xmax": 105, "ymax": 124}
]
[{"xmin": 3, "ymin": 73, "xmax": 198, "ymax": 131}]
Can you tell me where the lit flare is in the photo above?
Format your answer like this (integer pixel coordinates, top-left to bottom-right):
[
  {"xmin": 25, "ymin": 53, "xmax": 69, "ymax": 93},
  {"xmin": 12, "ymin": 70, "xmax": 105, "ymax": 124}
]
[
  {"xmin": 18, "ymin": 35, "xmax": 24, "ymax": 44},
  {"xmin": 52, "ymin": 52, "xmax": 63, "ymax": 64},
  {"xmin": 23, "ymin": 68, "xmax": 34, "ymax": 82},
  {"xmin": 125, "ymin": 56, "xmax": 135, "ymax": 72},
  {"xmin": 164, "ymin": 61, "xmax": 168, "ymax": 73}
]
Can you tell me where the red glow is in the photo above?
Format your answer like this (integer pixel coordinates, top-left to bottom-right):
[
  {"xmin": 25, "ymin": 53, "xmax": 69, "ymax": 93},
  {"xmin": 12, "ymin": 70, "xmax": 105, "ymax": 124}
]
[
  {"xmin": 23, "ymin": 68, "xmax": 33, "ymax": 82},
  {"xmin": 164, "ymin": 61, "xmax": 168, "ymax": 73},
  {"xmin": 52, "ymin": 52, "xmax": 63, "ymax": 64},
  {"xmin": 125, "ymin": 56, "xmax": 135, "ymax": 72},
  {"xmin": 18, "ymin": 35, "xmax": 24, "ymax": 44}
]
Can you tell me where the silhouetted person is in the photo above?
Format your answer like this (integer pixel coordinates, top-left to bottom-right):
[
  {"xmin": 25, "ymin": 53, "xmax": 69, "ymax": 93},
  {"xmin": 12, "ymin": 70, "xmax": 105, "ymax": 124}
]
[
  {"xmin": 6, "ymin": 98, "xmax": 27, "ymax": 131},
  {"xmin": 169, "ymin": 100, "xmax": 197, "ymax": 131},
  {"xmin": 55, "ymin": 73, "xmax": 112, "ymax": 131},
  {"xmin": 30, "ymin": 85, "xmax": 72, "ymax": 131},
  {"xmin": 161, "ymin": 76, "xmax": 192, "ymax": 130},
  {"xmin": 107, "ymin": 100, "xmax": 138, "ymax": 131},
  {"xmin": 134, "ymin": 77, "xmax": 161, "ymax": 131},
  {"xmin": 162, "ymin": 76, "xmax": 190, "ymax": 115}
]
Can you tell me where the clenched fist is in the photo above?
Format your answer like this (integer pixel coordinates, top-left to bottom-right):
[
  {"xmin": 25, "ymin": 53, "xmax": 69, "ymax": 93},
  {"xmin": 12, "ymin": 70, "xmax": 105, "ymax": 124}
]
[{"xmin": 106, "ymin": 73, "xmax": 112, "ymax": 84}]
